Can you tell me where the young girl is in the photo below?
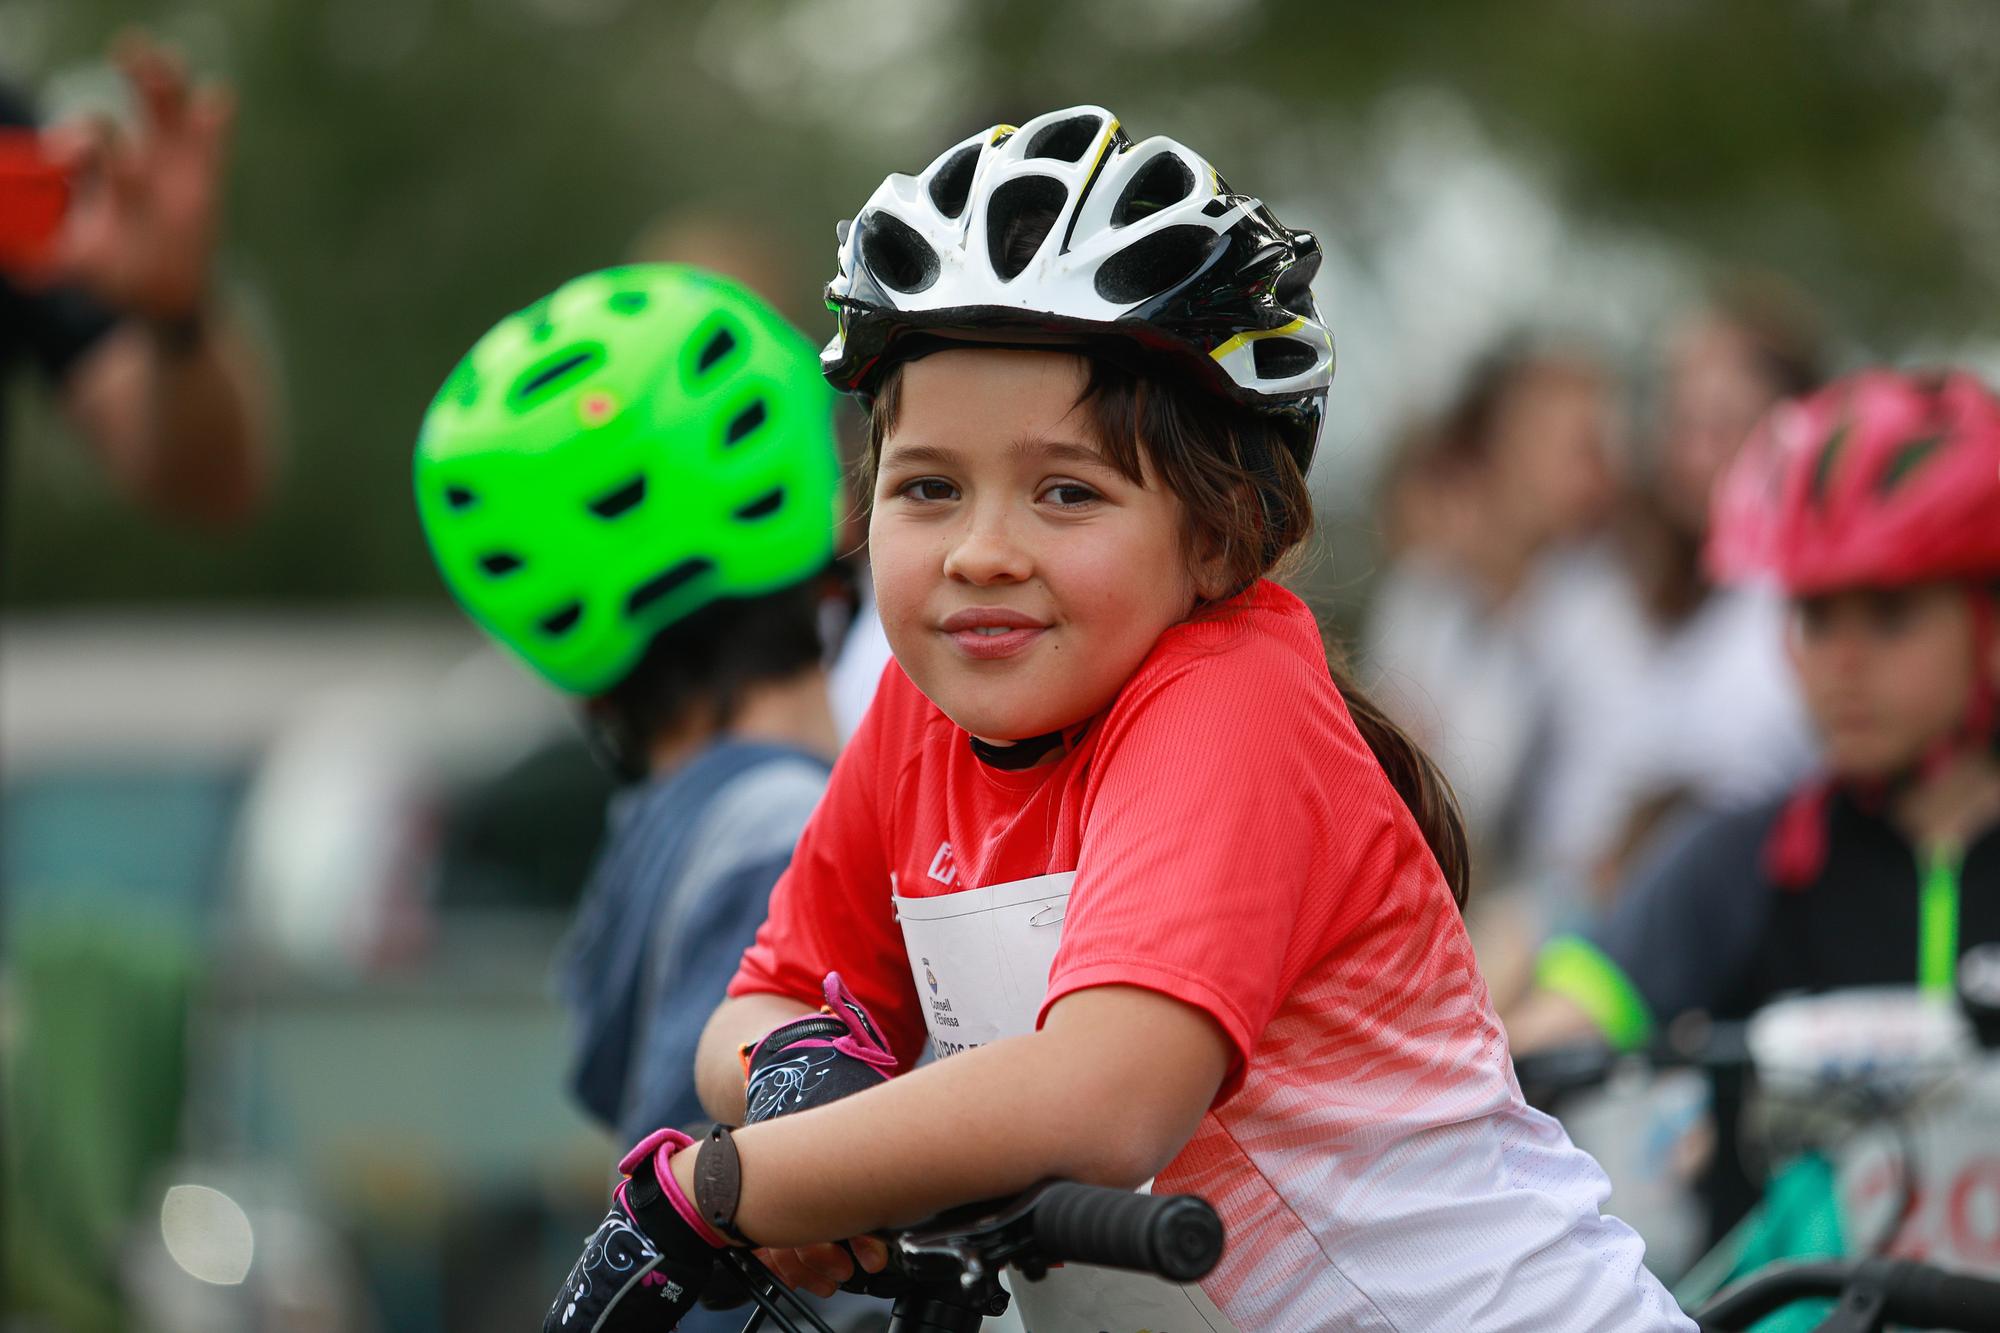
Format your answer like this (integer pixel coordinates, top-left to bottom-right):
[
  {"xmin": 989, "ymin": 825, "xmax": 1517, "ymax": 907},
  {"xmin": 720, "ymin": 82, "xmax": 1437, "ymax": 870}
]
[{"xmin": 548, "ymin": 105, "xmax": 1690, "ymax": 1333}]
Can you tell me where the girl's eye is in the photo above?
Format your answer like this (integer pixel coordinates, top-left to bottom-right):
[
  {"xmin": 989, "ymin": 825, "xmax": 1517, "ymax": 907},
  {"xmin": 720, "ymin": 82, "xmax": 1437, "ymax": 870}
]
[
  {"xmin": 1042, "ymin": 482, "xmax": 1100, "ymax": 508},
  {"xmin": 899, "ymin": 477, "xmax": 958, "ymax": 503}
]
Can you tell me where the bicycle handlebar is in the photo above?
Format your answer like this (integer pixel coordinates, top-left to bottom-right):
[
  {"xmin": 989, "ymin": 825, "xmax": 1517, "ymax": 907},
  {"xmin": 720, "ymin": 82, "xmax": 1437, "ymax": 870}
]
[
  {"xmin": 1698, "ymin": 1259, "xmax": 2000, "ymax": 1332},
  {"xmin": 1028, "ymin": 1182, "xmax": 1224, "ymax": 1283}
]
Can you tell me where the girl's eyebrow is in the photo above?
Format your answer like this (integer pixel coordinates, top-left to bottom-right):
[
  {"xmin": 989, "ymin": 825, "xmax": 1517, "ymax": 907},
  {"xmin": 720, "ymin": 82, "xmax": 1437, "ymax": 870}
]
[
  {"xmin": 878, "ymin": 442, "xmax": 959, "ymax": 470},
  {"xmin": 1013, "ymin": 438, "xmax": 1115, "ymax": 471},
  {"xmin": 879, "ymin": 439, "xmax": 1114, "ymax": 471}
]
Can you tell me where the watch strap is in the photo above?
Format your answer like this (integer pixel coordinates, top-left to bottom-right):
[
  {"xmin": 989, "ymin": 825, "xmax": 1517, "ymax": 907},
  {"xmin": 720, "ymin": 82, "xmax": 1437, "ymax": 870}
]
[{"xmin": 693, "ymin": 1124, "xmax": 755, "ymax": 1246}]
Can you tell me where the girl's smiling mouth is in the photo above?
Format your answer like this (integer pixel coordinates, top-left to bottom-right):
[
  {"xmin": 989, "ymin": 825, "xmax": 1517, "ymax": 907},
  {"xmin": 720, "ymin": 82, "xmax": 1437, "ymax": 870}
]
[{"xmin": 940, "ymin": 607, "xmax": 1049, "ymax": 660}]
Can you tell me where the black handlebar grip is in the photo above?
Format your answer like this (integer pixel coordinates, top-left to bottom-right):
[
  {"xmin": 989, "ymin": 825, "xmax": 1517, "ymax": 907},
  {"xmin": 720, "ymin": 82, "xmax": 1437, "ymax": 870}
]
[
  {"xmin": 1878, "ymin": 1260, "xmax": 2000, "ymax": 1331},
  {"xmin": 1030, "ymin": 1184, "xmax": 1223, "ymax": 1283}
]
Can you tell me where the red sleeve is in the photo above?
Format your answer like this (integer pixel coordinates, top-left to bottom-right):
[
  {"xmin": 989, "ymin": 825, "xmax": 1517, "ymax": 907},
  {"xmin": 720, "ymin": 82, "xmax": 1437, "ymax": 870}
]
[
  {"xmin": 1039, "ymin": 629, "xmax": 1408, "ymax": 1102},
  {"xmin": 728, "ymin": 663, "xmax": 929, "ymax": 1071}
]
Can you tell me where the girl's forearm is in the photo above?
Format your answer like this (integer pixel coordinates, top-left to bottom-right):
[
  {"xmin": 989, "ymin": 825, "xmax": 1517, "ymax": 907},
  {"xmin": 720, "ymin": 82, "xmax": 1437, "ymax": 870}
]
[
  {"xmin": 676, "ymin": 1033, "xmax": 1102, "ymax": 1246},
  {"xmin": 672, "ymin": 988, "xmax": 1229, "ymax": 1248},
  {"xmin": 694, "ymin": 992, "xmax": 815, "ymax": 1125}
]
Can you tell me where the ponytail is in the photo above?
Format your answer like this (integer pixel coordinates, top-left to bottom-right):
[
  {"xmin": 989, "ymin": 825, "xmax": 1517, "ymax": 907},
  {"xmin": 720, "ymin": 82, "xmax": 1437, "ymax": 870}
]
[{"xmin": 1323, "ymin": 646, "xmax": 1471, "ymax": 907}]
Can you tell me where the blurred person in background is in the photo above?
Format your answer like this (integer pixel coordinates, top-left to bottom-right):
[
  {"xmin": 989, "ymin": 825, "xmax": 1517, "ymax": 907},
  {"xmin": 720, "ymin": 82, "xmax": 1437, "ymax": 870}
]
[
  {"xmin": 0, "ymin": 32, "xmax": 269, "ymax": 529},
  {"xmin": 1367, "ymin": 342, "xmax": 1619, "ymax": 885},
  {"xmin": 1519, "ymin": 277, "xmax": 1824, "ymax": 926},
  {"xmin": 415, "ymin": 264, "xmax": 859, "ymax": 1331},
  {"xmin": 1, "ymin": 38, "xmax": 271, "ymax": 1332},
  {"xmin": 1510, "ymin": 368, "xmax": 2000, "ymax": 1243}
]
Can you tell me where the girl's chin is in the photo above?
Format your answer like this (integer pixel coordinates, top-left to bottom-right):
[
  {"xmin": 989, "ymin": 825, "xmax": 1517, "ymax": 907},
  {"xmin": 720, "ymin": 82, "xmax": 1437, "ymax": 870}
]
[
  {"xmin": 950, "ymin": 713, "xmax": 1070, "ymax": 741},
  {"xmin": 911, "ymin": 671, "xmax": 1100, "ymax": 742},
  {"xmin": 936, "ymin": 699, "xmax": 1090, "ymax": 743}
]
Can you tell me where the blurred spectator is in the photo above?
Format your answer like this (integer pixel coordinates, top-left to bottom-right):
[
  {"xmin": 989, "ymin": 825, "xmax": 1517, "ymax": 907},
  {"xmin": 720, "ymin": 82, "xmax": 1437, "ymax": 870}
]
[
  {"xmin": 1366, "ymin": 343, "xmax": 1618, "ymax": 880},
  {"xmin": 0, "ymin": 33, "xmax": 269, "ymax": 530},
  {"xmin": 1521, "ymin": 277, "xmax": 1824, "ymax": 920},
  {"xmin": 1, "ymin": 40, "xmax": 272, "ymax": 1330}
]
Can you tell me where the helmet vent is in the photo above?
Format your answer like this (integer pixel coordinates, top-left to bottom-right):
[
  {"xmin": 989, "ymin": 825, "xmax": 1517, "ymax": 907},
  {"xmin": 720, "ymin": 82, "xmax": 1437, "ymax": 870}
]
[
  {"xmin": 588, "ymin": 476, "xmax": 647, "ymax": 519},
  {"xmin": 1811, "ymin": 422, "xmax": 1852, "ymax": 507},
  {"xmin": 513, "ymin": 347, "xmax": 603, "ymax": 406},
  {"xmin": 627, "ymin": 558, "xmax": 716, "ymax": 618},
  {"xmin": 539, "ymin": 602, "xmax": 583, "ymax": 637},
  {"xmin": 928, "ymin": 145, "xmax": 980, "ymax": 219},
  {"xmin": 1252, "ymin": 336, "xmax": 1319, "ymax": 380},
  {"xmin": 1877, "ymin": 434, "xmax": 1944, "ymax": 495},
  {"xmin": 480, "ymin": 553, "xmax": 522, "ymax": 577},
  {"xmin": 1273, "ymin": 252, "xmax": 1320, "ymax": 319},
  {"xmin": 445, "ymin": 485, "xmax": 477, "ymax": 510},
  {"xmin": 1093, "ymin": 225, "xmax": 1216, "ymax": 304},
  {"xmin": 1200, "ymin": 197, "xmax": 1234, "ymax": 219},
  {"xmin": 696, "ymin": 327, "xmax": 738, "ymax": 375},
  {"xmin": 735, "ymin": 487, "xmax": 784, "ymax": 521},
  {"xmin": 1111, "ymin": 155, "xmax": 1194, "ymax": 227},
  {"xmin": 608, "ymin": 290, "xmax": 649, "ymax": 315},
  {"xmin": 859, "ymin": 211, "xmax": 941, "ymax": 294},
  {"xmin": 1025, "ymin": 115, "xmax": 1101, "ymax": 164},
  {"xmin": 987, "ymin": 177, "xmax": 1067, "ymax": 282},
  {"xmin": 725, "ymin": 400, "xmax": 767, "ymax": 447}
]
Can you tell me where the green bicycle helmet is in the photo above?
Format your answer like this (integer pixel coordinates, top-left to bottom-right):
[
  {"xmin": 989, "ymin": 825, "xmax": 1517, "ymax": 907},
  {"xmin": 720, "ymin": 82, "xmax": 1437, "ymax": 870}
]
[{"xmin": 415, "ymin": 264, "xmax": 841, "ymax": 695}]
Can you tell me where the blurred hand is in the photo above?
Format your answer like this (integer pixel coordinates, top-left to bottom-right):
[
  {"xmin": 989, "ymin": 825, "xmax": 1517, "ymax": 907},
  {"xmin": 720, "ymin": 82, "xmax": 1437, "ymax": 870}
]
[
  {"xmin": 38, "ymin": 30, "xmax": 234, "ymax": 322},
  {"xmin": 754, "ymin": 1236, "xmax": 889, "ymax": 1300}
]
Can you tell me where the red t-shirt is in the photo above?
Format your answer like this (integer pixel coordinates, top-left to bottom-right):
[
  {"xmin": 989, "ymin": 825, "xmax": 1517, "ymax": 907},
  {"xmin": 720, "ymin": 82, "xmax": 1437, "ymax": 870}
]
[
  {"xmin": 731, "ymin": 578, "xmax": 1445, "ymax": 1099},
  {"xmin": 728, "ymin": 580, "xmax": 1689, "ymax": 1329}
]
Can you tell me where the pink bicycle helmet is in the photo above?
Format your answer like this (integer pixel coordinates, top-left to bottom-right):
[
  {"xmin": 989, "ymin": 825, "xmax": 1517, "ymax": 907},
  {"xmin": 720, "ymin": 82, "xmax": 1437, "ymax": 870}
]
[{"xmin": 1708, "ymin": 368, "xmax": 2000, "ymax": 594}]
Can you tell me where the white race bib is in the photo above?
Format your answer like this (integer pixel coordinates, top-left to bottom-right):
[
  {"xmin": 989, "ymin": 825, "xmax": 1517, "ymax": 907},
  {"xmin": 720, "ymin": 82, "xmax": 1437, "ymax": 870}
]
[{"xmin": 894, "ymin": 874, "xmax": 1239, "ymax": 1333}]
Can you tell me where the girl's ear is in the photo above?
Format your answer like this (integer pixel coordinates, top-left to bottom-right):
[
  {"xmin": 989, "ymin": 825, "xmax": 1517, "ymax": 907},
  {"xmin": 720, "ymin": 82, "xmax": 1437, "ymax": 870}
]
[
  {"xmin": 1190, "ymin": 543, "xmax": 1234, "ymax": 601},
  {"xmin": 1186, "ymin": 483, "xmax": 1264, "ymax": 601}
]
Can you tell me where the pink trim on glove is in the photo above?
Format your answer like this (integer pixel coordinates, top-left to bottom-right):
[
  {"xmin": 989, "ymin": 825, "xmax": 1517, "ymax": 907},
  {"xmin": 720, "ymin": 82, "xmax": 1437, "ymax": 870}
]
[
  {"xmin": 617, "ymin": 1127, "xmax": 730, "ymax": 1249},
  {"xmin": 743, "ymin": 971, "xmax": 900, "ymax": 1073},
  {"xmin": 819, "ymin": 971, "xmax": 898, "ymax": 1070}
]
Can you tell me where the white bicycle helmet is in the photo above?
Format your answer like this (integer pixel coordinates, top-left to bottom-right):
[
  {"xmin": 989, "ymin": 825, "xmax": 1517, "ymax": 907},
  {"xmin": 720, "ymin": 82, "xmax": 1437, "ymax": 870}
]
[{"xmin": 822, "ymin": 104, "xmax": 1335, "ymax": 470}]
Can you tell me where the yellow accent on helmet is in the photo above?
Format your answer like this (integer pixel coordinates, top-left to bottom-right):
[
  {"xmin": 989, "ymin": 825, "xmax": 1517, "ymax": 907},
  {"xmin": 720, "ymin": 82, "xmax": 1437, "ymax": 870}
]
[{"xmin": 1208, "ymin": 316, "xmax": 1310, "ymax": 363}]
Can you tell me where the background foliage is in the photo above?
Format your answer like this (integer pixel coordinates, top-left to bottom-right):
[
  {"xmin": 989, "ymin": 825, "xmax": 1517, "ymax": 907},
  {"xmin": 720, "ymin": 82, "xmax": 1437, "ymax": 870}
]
[{"xmin": 5, "ymin": 0, "xmax": 1998, "ymax": 606}]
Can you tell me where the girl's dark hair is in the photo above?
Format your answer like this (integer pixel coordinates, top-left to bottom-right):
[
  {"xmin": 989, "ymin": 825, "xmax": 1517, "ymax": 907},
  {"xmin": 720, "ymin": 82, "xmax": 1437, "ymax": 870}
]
[
  {"xmin": 589, "ymin": 572, "xmax": 842, "ymax": 782},
  {"xmin": 866, "ymin": 356, "xmax": 1471, "ymax": 907}
]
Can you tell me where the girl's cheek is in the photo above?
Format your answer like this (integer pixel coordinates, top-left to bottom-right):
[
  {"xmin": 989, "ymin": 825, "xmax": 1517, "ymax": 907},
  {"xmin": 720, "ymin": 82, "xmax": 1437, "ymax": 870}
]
[{"xmin": 866, "ymin": 525, "xmax": 935, "ymax": 629}]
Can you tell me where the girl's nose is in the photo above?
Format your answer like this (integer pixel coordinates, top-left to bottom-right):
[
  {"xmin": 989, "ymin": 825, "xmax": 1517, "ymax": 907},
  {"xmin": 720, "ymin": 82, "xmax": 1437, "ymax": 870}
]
[{"xmin": 942, "ymin": 509, "xmax": 1033, "ymax": 586}]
